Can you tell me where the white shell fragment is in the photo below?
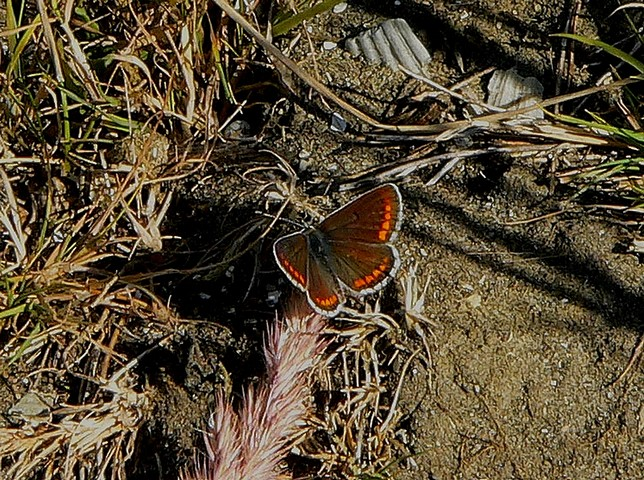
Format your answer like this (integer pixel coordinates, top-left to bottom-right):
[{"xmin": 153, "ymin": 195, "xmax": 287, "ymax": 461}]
[
  {"xmin": 332, "ymin": 2, "xmax": 347, "ymax": 14},
  {"xmin": 628, "ymin": 238, "xmax": 644, "ymax": 253},
  {"xmin": 487, "ymin": 69, "xmax": 544, "ymax": 122},
  {"xmin": 345, "ymin": 19, "xmax": 431, "ymax": 75}
]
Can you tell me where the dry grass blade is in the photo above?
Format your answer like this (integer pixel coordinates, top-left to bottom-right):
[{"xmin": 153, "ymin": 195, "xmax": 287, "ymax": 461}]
[
  {"xmin": 0, "ymin": 166, "xmax": 27, "ymax": 272},
  {"xmin": 400, "ymin": 263, "xmax": 439, "ymax": 365},
  {"xmin": 294, "ymin": 304, "xmax": 423, "ymax": 477},
  {"xmin": 35, "ymin": 0, "xmax": 64, "ymax": 83},
  {"xmin": 0, "ymin": 370, "xmax": 146, "ymax": 480}
]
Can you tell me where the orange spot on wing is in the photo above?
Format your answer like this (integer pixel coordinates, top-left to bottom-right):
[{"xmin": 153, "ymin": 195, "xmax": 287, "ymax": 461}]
[
  {"xmin": 281, "ymin": 258, "xmax": 306, "ymax": 286},
  {"xmin": 353, "ymin": 258, "xmax": 392, "ymax": 289},
  {"xmin": 379, "ymin": 220, "xmax": 391, "ymax": 240},
  {"xmin": 377, "ymin": 202, "xmax": 397, "ymax": 241},
  {"xmin": 314, "ymin": 294, "xmax": 339, "ymax": 309}
]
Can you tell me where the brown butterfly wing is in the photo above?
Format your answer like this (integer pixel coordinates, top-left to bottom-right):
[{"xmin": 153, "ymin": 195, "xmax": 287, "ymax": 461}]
[
  {"xmin": 273, "ymin": 232, "xmax": 309, "ymax": 292},
  {"xmin": 306, "ymin": 253, "xmax": 346, "ymax": 315},
  {"xmin": 327, "ymin": 240, "xmax": 400, "ymax": 294},
  {"xmin": 318, "ymin": 184, "xmax": 402, "ymax": 244},
  {"xmin": 274, "ymin": 231, "xmax": 346, "ymax": 315},
  {"xmin": 320, "ymin": 184, "xmax": 402, "ymax": 294}
]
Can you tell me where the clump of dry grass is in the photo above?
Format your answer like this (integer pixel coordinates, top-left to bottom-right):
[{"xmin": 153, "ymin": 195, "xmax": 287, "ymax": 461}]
[
  {"xmin": 301, "ymin": 307, "xmax": 424, "ymax": 478},
  {"xmin": 0, "ymin": 0, "xmax": 257, "ymax": 477},
  {"xmin": 0, "ymin": 142, "xmax": 185, "ymax": 476},
  {"xmin": 0, "ymin": 368, "xmax": 146, "ymax": 479},
  {"xmin": 549, "ymin": 27, "xmax": 644, "ymax": 224}
]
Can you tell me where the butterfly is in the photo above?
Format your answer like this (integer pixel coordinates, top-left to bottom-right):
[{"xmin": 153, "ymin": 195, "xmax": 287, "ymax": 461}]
[{"xmin": 273, "ymin": 184, "xmax": 403, "ymax": 316}]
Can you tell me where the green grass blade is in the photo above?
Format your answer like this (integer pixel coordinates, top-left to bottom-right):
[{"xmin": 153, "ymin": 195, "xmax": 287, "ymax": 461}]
[
  {"xmin": 553, "ymin": 33, "xmax": 644, "ymax": 74},
  {"xmin": 549, "ymin": 112, "xmax": 644, "ymax": 147},
  {"xmin": 273, "ymin": 0, "xmax": 344, "ymax": 37},
  {"xmin": 0, "ymin": 303, "xmax": 27, "ymax": 319},
  {"xmin": 6, "ymin": 17, "xmax": 41, "ymax": 81}
]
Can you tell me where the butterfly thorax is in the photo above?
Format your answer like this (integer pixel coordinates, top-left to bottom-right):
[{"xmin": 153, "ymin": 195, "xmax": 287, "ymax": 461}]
[{"xmin": 308, "ymin": 228, "xmax": 333, "ymax": 266}]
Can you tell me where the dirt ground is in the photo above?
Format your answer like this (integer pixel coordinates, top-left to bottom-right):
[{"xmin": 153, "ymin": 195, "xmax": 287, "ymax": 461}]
[{"xmin": 391, "ymin": 167, "xmax": 644, "ymax": 479}]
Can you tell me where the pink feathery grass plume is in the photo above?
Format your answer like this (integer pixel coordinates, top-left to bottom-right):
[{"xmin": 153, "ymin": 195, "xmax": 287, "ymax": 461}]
[{"xmin": 182, "ymin": 296, "xmax": 327, "ymax": 480}]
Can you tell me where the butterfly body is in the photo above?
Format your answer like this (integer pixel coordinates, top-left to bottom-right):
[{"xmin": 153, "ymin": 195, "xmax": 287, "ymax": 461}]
[
  {"xmin": 308, "ymin": 229, "xmax": 332, "ymax": 259},
  {"xmin": 274, "ymin": 184, "xmax": 403, "ymax": 316}
]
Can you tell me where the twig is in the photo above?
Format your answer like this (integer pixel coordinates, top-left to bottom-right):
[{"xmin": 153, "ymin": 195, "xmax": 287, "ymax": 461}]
[
  {"xmin": 503, "ymin": 209, "xmax": 567, "ymax": 226},
  {"xmin": 332, "ymin": 143, "xmax": 587, "ymax": 191},
  {"xmin": 555, "ymin": 0, "xmax": 582, "ymax": 104},
  {"xmin": 379, "ymin": 348, "xmax": 421, "ymax": 434},
  {"xmin": 612, "ymin": 333, "xmax": 644, "ymax": 385}
]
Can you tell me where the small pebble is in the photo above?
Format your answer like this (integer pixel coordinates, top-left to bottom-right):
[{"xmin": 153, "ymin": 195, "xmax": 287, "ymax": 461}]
[
  {"xmin": 298, "ymin": 158, "xmax": 311, "ymax": 171},
  {"xmin": 266, "ymin": 290, "xmax": 279, "ymax": 306},
  {"xmin": 223, "ymin": 120, "xmax": 251, "ymax": 139},
  {"xmin": 9, "ymin": 392, "xmax": 52, "ymax": 418},
  {"xmin": 330, "ymin": 112, "xmax": 347, "ymax": 132},
  {"xmin": 464, "ymin": 293, "xmax": 481, "ymax": 309},
  {"xmin": 332, "ymin": 2, "xmax": 347, "ymax": 13},
  {"xmin": 323, "ymin": 41, "xmax": 337, "ymax": 51}
]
